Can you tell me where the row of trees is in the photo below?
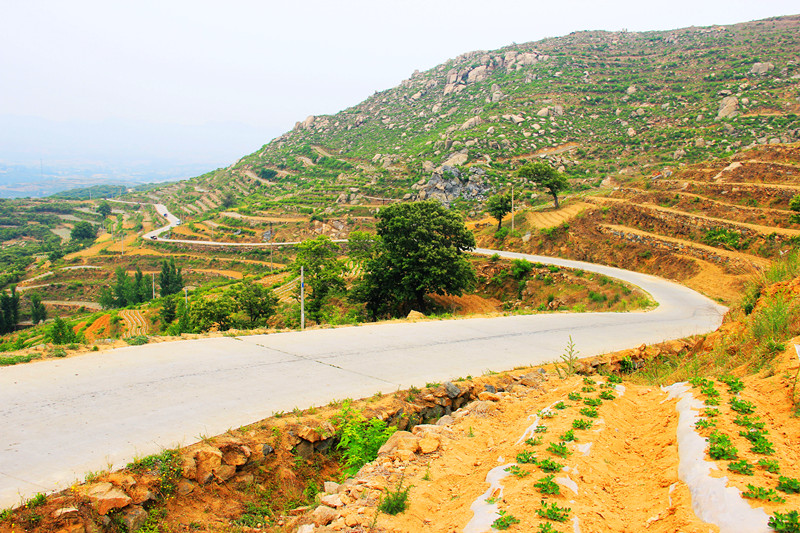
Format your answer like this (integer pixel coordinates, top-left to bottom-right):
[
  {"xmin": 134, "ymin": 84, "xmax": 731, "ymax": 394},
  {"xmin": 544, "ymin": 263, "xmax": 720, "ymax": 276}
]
[
  {"xmin": 99, "ymin": 259, "xmax": 183, "ymax": 310},
  {"xmin": 0, "ymin": 287, "xmax": 20, "ymax": 335}
]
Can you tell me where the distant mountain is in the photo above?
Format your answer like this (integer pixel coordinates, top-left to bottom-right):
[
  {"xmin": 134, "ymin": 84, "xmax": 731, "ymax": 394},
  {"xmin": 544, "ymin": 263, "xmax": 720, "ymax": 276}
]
[
  {"xmin": 129, "ymin": 15, "xmax": 800, "ymax": 218},
  {"xmin": 0, "ymin": 115, "xmax": 276, "ymax": 198}
]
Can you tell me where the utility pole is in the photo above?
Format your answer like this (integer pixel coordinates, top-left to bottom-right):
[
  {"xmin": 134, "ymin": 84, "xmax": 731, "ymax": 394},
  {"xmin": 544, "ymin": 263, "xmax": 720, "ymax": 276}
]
[{"xmin": 300, "ymin": 266, "xmax": 305, "ymax": 331}]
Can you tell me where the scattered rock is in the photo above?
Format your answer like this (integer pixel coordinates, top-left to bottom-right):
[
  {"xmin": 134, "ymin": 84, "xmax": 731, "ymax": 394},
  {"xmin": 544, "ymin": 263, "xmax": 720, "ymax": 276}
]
[
  {"xmin": 311, "ymin": 505, "xmax": 338, "ymax": 526},
  {"xmin": 121, "ymin": 506, "xmax": 148, "ymax": 532},
  {"xmin": 320, "ymin": 493, "xmax": 344, "ymax": 508},
  {"xmin": 213, "ymin": 464, "xmax": 236, "ymax": 482},
  {"xmin": 750, "ymin": 62, "xmax": 774, "ymax": 76},
  {"xmin": 419, "ymin": 436, "xmax": 441, "ymax": 454},
  {"xmin": 83, "ymin": 482, "xmax": 132, "ymax": 515},
  {"xmin": 717, "ymin": 96, "xmax": 739, "ymax": 120},
  {"xmin": 52, "ymin": 507, "xmax": 80, "ymax": 520},
  {"xmin": 407, "ymin": 310, "xmax": 425, "ymax": 320},
  {"xmin": 436, "ymin": 415, "xmax": 455, "ymax": 426},
  {"xmin": 324, "ymin": 481, "xmax": 341, "ymax": 494},
  {"xmin": 177, "ymin": 479, "xmax": 196, "ymax": 496},
  {"xmin": 444, "ymin": 381, "xmax": 461, "ymax": 399},
  {"xmin": 377, "ymin": 431, "xmax": 420, "ymax": 455},
  {"xmin": 193, "ymin": 445, "xmax": 223, "ymax": 484},
  {"xmin": 478, "ymin": 391, "xmax": 501, "ymax": 402}
]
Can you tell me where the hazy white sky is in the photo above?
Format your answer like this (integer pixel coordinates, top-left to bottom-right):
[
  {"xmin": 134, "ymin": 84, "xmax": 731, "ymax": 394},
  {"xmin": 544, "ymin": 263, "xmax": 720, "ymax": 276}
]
[{"xmin": 0, "ymin": 0, "xmax": 797, "ymax": 172}]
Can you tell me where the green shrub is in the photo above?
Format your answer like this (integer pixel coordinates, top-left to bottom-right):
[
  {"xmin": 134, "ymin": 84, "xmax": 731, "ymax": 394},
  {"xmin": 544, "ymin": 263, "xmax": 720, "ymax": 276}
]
[
  {"xmin": 769, "ymin": 510, "xmax": 800, "ymax": 533},
  {"xmin": 777, "ymin": 477, "xmax": 800, "ymax": 494},
  {"xmin": 492, "ymin": 510, "xmax": 520, "ymax": 530},
  {"xmin": 334, "ymin": 401, "xmax": 396, "ymax": 476},
  {"xmin": 379, "ymin": 480, "xmax": 411, "ymax": 515},
  {"xmin": 125, "ymin": 335, "xmax": 149, "ymax": 346}
]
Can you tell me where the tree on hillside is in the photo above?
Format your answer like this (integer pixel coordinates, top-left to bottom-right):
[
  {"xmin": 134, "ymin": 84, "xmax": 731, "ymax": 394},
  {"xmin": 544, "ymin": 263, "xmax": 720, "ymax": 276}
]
[
  {"xmin": 0, "ymin": 286, "xmax": 20, "ymax": 334},
  {"xmin": 70, "ymin": 221, "xmax": 97, "ymax": 241},
  {"xmin": 347, "ymin": 230, "xmax": 379, "ymax": 267},
  {"xmin": 159, "ymin": 258, "xmax": 184, "ymax": 297},
  {"xmin": 486, "ymin": 193, "xmax": 512, "ymax": 230},
  {"xmin": 96, "ymin": 201, "xmax": 112, "ymax": 219},
  {"xmin": 49, "ymin": 316, "xmax": 76, "ymax": 345},
  {"xmin": 357, "ymin": 201, "xmax": 476, "ymax": 318},
  {"xmin": 30, "ymin": 293, "xmax": 47, "ymax": 325},
  {"xmin": 518, "ymin": 161, "xmax": 568, "ymax": 208},
  {"xmin": 294, "ymin": 235, "xmax": 346, "ymax": 323},
  {"xmin": 229, "ymin": 279, "xmax": 278, "ymax": 326}
]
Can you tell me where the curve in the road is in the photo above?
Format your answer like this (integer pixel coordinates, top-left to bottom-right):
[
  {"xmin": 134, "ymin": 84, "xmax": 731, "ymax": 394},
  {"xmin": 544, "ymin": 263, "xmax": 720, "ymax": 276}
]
[{"xmin": 0, "ymin": 249, "xmax": 726, "ymax": 507}]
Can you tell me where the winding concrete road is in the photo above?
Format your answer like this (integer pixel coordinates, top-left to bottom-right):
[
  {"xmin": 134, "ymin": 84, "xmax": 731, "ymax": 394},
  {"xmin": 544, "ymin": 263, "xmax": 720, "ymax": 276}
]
[{"xmin": 0, "ymin": 250, "xmax": 726, "ymax": 507}]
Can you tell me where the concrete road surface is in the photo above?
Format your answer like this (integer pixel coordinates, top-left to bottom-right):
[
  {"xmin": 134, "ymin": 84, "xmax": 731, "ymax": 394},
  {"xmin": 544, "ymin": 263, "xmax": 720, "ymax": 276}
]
[{"xmin": 0, "ymin": 251, "xmax": 726, "ymax": 507}]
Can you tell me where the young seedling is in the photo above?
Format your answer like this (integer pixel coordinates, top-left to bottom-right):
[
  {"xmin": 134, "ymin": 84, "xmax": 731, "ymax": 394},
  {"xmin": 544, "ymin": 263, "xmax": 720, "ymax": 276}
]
[
  {"xmin": 599, "ymin": 390, "xmax": 616, "ymax": 400},
  {"xmin": 579, "ymin": 407, "xmax": 599, "ymax": 418},
  {"xmin": 777, "ymin": 476, "xmax": 800, "ymax": 494},
  {"xmin": 534, "ymin": 474, "xmax": 561, "ymax": 495},
  {"xmin": 750, "ymin": 437, "xmax": 775, "ymax": 455},
  {"xmin": 538, "ymin": 459, "xmax": 564, "ymax": 473},
  {"xmin": 695, "ymin": 419, "xmax": 716, "ymax": 429},
  {"xmin": 768, "ymin": 510, "xmax": 800, "ymax": 533},
  {"xmin": 492, "ymin": 511, "xmax": 520, "ymax": 530},
  {"xmin": 553, "ymin": 401, "xmax": 567, "ymax": 410},
  {"xmin": 734, "ymin": 415, "xmax": 765, "ymax": 429},
  {"xmin": 534, "ymin": 425, "xmax": 548, "ymax": 434},
  {"xmin": 378, "ymin": 479, "xmax": 411, "ymax": 515},
  {"xmin": 703, "ymin": 408, "xmax": 721, "ymax": 418},
  {"xmin": 758, "ymin": 458, "xmax": 781, "ymax": 474},
  {"xmin": 730, "ymin": 397, "xmax": 756, "ymax": 415},
  {"xmin": 516, "ymin": 451, "xmax": 538, "ymax": 464},
  {"xmin": 742, "ymin": 484, "xmax": 786, "ymax": 503},
  {"xmin": 583, "ymin": 377, "xmax": 596, "ymax": 385},
  {"xmin": 525, "ymin": 436, "xmax": 543, "ymax": 447},
  {"xmin": 537, "ymin": 501, "xmax": 571, "ymax": 522},
  {"xmin": 720, "ymin": 375, "xmax": 745, "ymax": 394},
  {"xmin": 560, "ymin": 429, "xmax": 577, "ymax": 442},
  {"xmin": 538, "ymin": 408, "xmax": 556, "ymax": 418},
  {"xmin": 567, "ymin": 392, "xmax": 582, "ymax": 401},
  {"xmin": 607, "ymin": 374, "xmax": 622, "ymax": 384},
  {"xmin": 505, "ymin": 465, "xmax": 530, "ymax": 478},
  {"xmin": 537, "ymin": 524, "xmax": 559, "ymax": 533},
  {"xmin": 728, "ymin": 460, "xmax": 754, "ymax": 476},
  {"xmin": 583, "ymin": 398, "xmax": 602, "ymax": 407},
  {"xmin": 704, "ymin": 397, "xmax": 720, "ymax": 406},
  {"xmin": 707, "ymin": 431, "xmax": 738, "ymax": 460},
  {"xmin": 700, "ymin": 383, "xmax": 720, "ymax": 397},
  {"xmin": 572, "ymin": 418, "xmax": 593, "ymax": 430},
  {"xmin": 547, "ymin": 442, "xmax": 571, "ymax": 458},
  {"xmin": 581, "ymin": 385, "xmax": 596, "ymax": 393}
]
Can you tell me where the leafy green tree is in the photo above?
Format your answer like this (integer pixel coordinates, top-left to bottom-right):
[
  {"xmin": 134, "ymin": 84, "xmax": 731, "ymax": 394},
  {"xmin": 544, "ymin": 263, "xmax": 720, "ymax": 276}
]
[
  {"xmin": 187, "ymin": 296, "xmax": 236, "ymax": 332},
  {"xmin": 486, "ymin": 193, "xmax": 512, "ymax": 230},
  {"xmin": 96, "ymin": 201, "xmax": 112, "ymax": 219},
  {"xmin": 30, "ymin": 293, "xmax": 47, "ymax": 325},
  {"xmin": 0, "ymin": 286, "xmax": 20, "ymax": 334},
  {"xmin": 159, "ymin": 258, "xmax": 184, "ymax": 297},
  {"xmin": 49, "ymin": 316, "xmax": 76, "ymax": 345},
  {"xmin": 160, "ymin": 295, "xmax": 177, "ymax": 326},
  {"xmin": 70, "ymin": 221, "xmax": 97, "ymax": 241},
  {"xmin": 294, "ymin": 235, "xmax": 346, "ymax": 323},
  {"xmin": 229, "ymin": 280, "xmax": 278, "ymax": 326},
  {"xmin": 518, "ymin": 161, "xmax": 568, "ymax": 208},
  {"xmin": 347, "ymin": 230, "xmax": 379, "ymax": 267},
  {"xmin": 358, "ymin": 201, "xmax": 476, "ymax": 317}
]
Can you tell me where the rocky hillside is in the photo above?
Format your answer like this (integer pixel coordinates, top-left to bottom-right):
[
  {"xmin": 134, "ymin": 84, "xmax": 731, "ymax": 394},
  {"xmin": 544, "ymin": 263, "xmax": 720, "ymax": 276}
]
[{"xmin": 130, "ymin": 15, "xmax": 800, "ymax": 221}]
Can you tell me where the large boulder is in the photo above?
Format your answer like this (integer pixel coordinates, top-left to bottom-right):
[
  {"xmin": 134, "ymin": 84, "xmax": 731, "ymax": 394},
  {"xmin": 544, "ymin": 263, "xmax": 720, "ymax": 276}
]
[
  {"xmin": 750, "ymin": 62, "xmax": 774, "ymax": 76},
  {"xmin": 717, "ymin": 96, "xmax": 739, "ymax": 120}
]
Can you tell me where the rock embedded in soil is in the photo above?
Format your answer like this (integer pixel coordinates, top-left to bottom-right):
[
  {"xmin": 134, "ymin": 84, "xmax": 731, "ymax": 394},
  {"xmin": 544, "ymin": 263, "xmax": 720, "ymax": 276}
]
[{"xmin": 81, "ymin": 482, "xmax": 132, "ymax": 515}]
